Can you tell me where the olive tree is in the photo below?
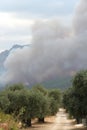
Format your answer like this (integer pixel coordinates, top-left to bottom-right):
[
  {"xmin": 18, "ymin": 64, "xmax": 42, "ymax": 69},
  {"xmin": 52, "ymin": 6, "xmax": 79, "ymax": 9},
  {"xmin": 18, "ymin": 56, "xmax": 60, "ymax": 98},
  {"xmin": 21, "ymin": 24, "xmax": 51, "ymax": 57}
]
[
  {"xmin": 63, "ymin": 70, "xmax": 87, "ymax": 124},
  {"xmin": 48, "ymin": 89, "xmax": 61, "ymax": 115}
]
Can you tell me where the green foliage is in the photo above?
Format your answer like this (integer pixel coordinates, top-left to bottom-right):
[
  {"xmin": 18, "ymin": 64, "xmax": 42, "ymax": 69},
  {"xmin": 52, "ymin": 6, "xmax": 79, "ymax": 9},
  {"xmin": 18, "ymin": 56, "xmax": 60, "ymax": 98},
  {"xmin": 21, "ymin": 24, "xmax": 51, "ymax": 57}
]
[
  {"xmin": 6, "ymin": 83, "xmax": 25, "ymax": 91},
  {"xmin": 0, "ymin": 92, "xmax": 10, "ymax": 113},
  {"xmin": 0, "ymin": 84, "xmax": 61, "ymax": 127},
  {"xmin": 19, "ymin": 90, "xmax": 50, "ymax": 124},
  {"xmin": 63, "ymin": 70, "xmax": 87, "ymax": 123},
  {"xmin": 49, "ymin": 98, "xmax": 58, "ymax": 115},
  {"xmin": 48, "ymin": 89, "xmax": 61, "ymax": 115},
  {"xmin": 48, "ymin": 89, "xmax": 61, "ymax": 103},
  {"xmin": 32, "ymin": 84, "xmax": 48, "ymax": 95}
]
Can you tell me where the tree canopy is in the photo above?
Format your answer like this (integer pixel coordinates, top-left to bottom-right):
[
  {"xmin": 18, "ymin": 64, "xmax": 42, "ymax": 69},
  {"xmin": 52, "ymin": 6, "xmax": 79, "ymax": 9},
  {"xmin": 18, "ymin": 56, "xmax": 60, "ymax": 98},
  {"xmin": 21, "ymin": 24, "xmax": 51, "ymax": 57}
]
[
  {"xmin": 0, "ymin": 84, "xmax": 61, "ymax": 127},
  {"xmin": 63, "ymin": 70, "xmax": 87, "ymax": 124}
]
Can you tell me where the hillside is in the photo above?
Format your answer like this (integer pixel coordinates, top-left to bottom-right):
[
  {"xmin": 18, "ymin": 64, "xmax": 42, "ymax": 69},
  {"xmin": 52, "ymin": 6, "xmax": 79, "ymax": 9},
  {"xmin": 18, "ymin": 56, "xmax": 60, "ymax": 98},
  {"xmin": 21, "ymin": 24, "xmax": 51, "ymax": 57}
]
[
  {"xmin": 0, "ymin": 44, "xmax": 30, "ymax": 75},
  {"xmin": 42, "ymin": 76, "xmax": 72, "ymax": 89}
]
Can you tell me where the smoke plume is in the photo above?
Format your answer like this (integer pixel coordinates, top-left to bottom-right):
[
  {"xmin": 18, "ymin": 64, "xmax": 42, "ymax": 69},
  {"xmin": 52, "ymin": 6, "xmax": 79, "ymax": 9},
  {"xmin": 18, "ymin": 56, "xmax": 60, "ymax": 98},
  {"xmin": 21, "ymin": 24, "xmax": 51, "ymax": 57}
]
[{"xmin": 1, "ymin": 0, "xmax": 87, "ymax": 86}]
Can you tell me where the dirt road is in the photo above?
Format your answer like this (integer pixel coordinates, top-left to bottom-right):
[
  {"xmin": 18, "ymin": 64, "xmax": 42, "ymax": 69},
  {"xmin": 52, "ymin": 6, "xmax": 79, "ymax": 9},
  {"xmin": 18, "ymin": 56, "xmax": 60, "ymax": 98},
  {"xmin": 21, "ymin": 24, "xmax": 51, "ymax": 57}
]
[
  {"xmin": 22, "ymin": 108, "xmax": 84, "ymax": 130},
  {"xmin": 40, "ymin": 108, "xmax": 74, "ymax": 130}
]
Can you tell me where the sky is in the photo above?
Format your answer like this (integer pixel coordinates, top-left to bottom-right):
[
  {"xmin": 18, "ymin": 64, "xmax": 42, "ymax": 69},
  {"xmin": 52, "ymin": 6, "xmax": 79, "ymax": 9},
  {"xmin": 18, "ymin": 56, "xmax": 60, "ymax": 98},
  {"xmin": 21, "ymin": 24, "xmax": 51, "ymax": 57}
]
[{"xmin": 0, "ymin": 0, "xmax": 79, "ymax": 51}]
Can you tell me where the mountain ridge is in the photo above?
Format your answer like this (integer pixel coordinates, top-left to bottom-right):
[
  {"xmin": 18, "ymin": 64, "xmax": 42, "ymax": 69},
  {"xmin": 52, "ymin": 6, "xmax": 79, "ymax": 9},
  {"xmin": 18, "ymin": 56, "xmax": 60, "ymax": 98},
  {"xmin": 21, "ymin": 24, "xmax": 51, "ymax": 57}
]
[{"xmin": 0, "ymin": 44, "xmax": 30, "ymax": 75}]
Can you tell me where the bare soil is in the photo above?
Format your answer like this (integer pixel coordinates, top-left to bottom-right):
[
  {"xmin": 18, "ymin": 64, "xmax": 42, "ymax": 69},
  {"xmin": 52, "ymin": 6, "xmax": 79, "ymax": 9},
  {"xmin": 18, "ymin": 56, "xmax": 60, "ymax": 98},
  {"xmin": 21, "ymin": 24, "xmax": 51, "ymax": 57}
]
[{"xmin": 21, "ymin": 109, "xmax": 87, "ymax": 130}]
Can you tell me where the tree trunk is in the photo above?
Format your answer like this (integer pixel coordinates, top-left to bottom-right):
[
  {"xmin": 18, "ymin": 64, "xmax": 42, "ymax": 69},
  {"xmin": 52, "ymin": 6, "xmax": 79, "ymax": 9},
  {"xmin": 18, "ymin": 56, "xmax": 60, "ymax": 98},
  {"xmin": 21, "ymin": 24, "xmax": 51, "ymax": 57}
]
[
  {"xmin": 26, "ymin": 118, "xmax": 32, "ymax": 127},
  {"xmin": 76, "ymin": 118, "xmax": 82, "ymax": 124},
  {"xmin": 76, "ymin": 118, "xmax": 80, "ymax": 124},
  {"xmin": 85, "ymin": 116, "xmax": 87, "ymax": 126},
  {"xmin": 22, "ymin": 118, "xmax": 32, "ymax": 127},
  {"xmin": 38, "ymin": 117, "xmax": 45, "ymax": 123}
]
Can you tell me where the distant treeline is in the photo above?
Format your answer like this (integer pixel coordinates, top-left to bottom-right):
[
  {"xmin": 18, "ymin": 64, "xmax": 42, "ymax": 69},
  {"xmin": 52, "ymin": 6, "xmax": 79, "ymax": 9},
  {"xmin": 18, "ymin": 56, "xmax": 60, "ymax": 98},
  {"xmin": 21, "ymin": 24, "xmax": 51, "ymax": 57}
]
[{"xmin": 0, "ymin": 84, "xmax": 61, "ymax": 127}]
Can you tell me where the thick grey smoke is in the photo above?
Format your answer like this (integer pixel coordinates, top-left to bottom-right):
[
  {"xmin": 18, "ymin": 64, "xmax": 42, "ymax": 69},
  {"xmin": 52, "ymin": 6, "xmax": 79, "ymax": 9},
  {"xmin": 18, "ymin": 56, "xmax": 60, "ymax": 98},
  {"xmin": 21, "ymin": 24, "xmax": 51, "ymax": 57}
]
[
  {"xmin": 74, "ymin": 0, "xmax": 87, "ymax": 34},
  {"xmin": 71, "ymin": 0, "xmax": 87, "ymax": 70},
  {"xmin": 1, "ymin": 0, "xmax": 87, "ymax": 86}
]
